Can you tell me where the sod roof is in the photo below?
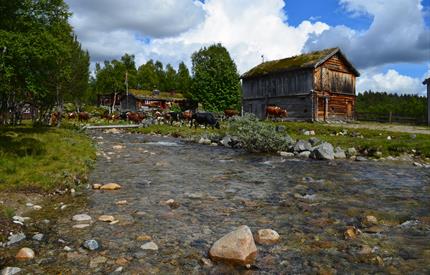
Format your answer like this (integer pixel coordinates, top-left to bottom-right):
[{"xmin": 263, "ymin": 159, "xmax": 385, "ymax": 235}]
[{"xmin": 241, "ymin": 48, "xmax": 359, "ymax": 79}]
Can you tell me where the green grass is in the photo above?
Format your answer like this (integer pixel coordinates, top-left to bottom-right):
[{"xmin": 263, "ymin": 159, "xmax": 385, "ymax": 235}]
[
  {"xmin": 0, "ymin": 125, "xmax": 96, "ymax": 192},
  {"xmin": 130, "ymin": 121, "xmax": 430, "ymax": 158},
  {"xmin": 273, "ymin": 121, "xmax": 430, "ymax": 158}
]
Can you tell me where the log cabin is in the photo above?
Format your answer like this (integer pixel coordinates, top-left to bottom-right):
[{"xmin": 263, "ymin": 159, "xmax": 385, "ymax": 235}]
[{"xmin": 241, "ymin": 48, "xmax": 360, "ymax": 121}]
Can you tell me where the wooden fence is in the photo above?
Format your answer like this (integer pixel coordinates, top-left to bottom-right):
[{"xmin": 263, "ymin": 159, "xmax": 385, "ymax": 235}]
[{"xmin": 355, "ymin": 112, "xmax": 427, "ymax": 125}]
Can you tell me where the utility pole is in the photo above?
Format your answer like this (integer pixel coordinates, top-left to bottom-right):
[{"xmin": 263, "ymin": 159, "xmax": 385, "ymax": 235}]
[{"xmin": 125, "ymin": 71, "xmax": 129, "ymax": 110}]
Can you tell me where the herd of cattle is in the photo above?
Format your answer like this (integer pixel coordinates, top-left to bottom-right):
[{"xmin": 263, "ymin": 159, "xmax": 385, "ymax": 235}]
[{"xmin": 54, "ymin": 106, "xmax": 288, "ymax": 128}]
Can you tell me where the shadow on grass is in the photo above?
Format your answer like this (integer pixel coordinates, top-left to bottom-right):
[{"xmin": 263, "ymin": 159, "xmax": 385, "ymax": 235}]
[{"xmin": 0, "ymin": 126, "xmax": 49, "ymax": 157}]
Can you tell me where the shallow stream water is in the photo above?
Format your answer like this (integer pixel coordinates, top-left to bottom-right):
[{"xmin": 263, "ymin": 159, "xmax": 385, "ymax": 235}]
[{"xmin": 1, "ymin": 131, "xmax": 430, "ymax": 274}]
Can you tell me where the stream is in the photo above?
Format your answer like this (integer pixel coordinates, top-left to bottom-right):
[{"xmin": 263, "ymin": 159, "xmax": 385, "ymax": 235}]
[{"xmin": 1, "ymin": 130, "xmax": 429, "ymax": 274}]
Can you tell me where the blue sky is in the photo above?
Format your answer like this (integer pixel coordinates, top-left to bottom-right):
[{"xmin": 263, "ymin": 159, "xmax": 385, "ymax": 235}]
[
  {"xmin": 285, "ymin": 0, "xmax": 430, "ymax": 80},
  {"xmin": 67, "ymin": 0, "xmax": 430, "ymax": 95}
]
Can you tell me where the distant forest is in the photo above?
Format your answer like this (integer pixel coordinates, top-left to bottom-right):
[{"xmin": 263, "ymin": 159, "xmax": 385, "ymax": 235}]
[{"xmin": 356, "ymin": 91, "xmax": 427, "ymax": 119}]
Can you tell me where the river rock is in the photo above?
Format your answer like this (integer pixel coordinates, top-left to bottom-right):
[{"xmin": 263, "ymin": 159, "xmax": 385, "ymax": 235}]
[
  {"xmin": 220, "ymin": 136, "xmax": 232, "ymax": 147},
  {"xmin": 83, "ymin": 240, "xmax": 99, "ymax": 251},
  {"xmin": 279, "ymin": 151, "xmax": 294, "ymax": 157},
  {"xmin": 312, "ymin": 142, "xmax": 335, "ymax": 160},
  {"xmin": 115, "ymin": 200, "xmax": 128, "ymax": 205},
  {"xmin": 32, "ymin": 233, "xmax": 44, "ymax": 242},
  {"xmin": 255, "ymin": 229, "xmax": 280, "ymax": 245},
  {"xmin": 294, "ymin": 140, "xmax": 312, "ymax": 152},
  {"xmin": 98, "ymin": 215, "xmax": 115, "ymax": 222},
  {"xmin": 32, "ymin": 205, "xmax": 42, "ymax": 210},
  {"xmin": 198, "ymin": 137, "xmax": 211, "ymax": 145},
  {"xmin": 275, "ymin": 125, "xmax": 286, "ymax": 133},
  {"xmin": 73, "ymin": 224, "xmax": 90, "ymax": 229},
  {"xmin": 92, "ymin": 184, "xmax": 102, "ymax": 190},
  {"xmin": 299, "ymin": 151, "xmax": 311, "ymax": 158},
  {"xmin": 100, "ymin": 183, "xmax": 122, "ymax": 190},
  {"xmin": 15, "ymin": 248, "xmax": 35, "ymax": 260},
  {"xmin": 334, "ymin": 147, "xmax": 346, "ymax": 159},
  {"xmin": 364, "ymin": 215, "xmax": 378, "ymax": 225},
  {"xmin": 72, "ymin": 214, "xmax": 92, "ymax": 222},
  {"xmin": 1, "ymin": 267, "xmax": 22, "ymax": 275},
  {"xmin": 140, "ymin": 241, "xmax": 158, "ymax": 251},
  {"xmin": 209, "ymin": 225, "xmax": 257, "ymax": 265},
  {"xmin": 309, "ymin": 137, "xmax": 321, "ymax": 146},
  {"xmin": 7, "ymin": 233, "xmax": 26, "ymax": 246},
  {"xmin": 356, "ymin": 156, "xmax": 367, "ymax": 162},
  {"xmin": 346, "ymin": 147, "xmax": 357, "ymax": 157}
]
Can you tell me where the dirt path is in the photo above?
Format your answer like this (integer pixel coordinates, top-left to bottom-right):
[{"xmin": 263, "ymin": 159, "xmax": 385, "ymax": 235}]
[{"xmin": 328, "ymin": 122, "xmax": 430, "ymax": 135}]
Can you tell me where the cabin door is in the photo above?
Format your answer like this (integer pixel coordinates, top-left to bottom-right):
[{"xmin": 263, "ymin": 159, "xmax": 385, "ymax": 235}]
[{"xmin": 346, "ymin": 101, "xmax": 353, "ymax": 119}]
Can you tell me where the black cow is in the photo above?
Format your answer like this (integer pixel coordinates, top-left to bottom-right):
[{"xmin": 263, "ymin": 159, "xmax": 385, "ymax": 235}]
[
  {"xmin": 191, "ymin": 112, "xmax": 220, "ymax": 129},
  {"xmin": 164, "ymin": 112, "xmax": 183, "ymax": 125}
]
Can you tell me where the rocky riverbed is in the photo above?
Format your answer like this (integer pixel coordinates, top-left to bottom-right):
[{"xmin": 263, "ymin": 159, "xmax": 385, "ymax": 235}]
[{"xmin": 1, "ymin": 130, "xmax": 429, "ymax": 274}]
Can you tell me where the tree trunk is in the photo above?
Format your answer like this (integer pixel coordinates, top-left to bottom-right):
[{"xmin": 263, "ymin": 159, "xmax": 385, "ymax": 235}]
[{"xmin": 111, "ymin": 92, "xmax": 118, "ymax": 114}]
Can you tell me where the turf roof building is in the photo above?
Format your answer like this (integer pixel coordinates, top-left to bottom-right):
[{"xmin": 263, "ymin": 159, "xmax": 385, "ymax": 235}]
[{"xmin": 241, "ymin": 48, "xmax": 360, "ymax": 121}]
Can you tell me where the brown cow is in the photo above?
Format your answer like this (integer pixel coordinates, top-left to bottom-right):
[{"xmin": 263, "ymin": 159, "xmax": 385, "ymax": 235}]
[
  {"xmin": 50, "ymin": 112, "xmax": 60, "ymax": 126},
  {"xmin": 78, "ymin": 112, "xmax": 90, "ymax": 121},
  {"xmin": 266, "ymin": 106, "xmax": 288, "ymax": 120},
  {"xmin": 126, "ymin": 112, "xmax": 145, "ymax": 124},
  {"xmin": 67, "ymin": 112, "xmax": 77, "ymax": 120},
  {"xmin": 224, "ymin": 109, "xmax": 240, "ymax": 118}
]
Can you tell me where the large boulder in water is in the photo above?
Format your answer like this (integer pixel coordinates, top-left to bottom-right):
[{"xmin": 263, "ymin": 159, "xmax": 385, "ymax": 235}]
[
  {"xmin": 209, "ymin": 225, "xmax": 257, "ymax": 265},
  {"xmin": 312, "ymin": 142, "xmax": 335, "ymax": 160}
]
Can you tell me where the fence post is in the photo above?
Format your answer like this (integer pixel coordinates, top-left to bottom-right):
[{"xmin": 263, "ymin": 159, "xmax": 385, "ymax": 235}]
[{"xmin": 389, "ymin": 111, "xmax": 392, "ymax": 123}]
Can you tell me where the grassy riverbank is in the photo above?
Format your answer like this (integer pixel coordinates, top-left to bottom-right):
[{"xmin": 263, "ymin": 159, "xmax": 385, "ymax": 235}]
[
  {"xmin": 130, "ymin": 121, "xmax": 430, "ymax": 159},
  {"xmin": 0, "ymin": 126, "xmax": 96, "ymax": 192}
]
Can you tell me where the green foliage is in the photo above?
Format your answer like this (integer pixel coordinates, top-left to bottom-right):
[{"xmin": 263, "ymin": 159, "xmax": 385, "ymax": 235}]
[
  {"xmin": 191, "ymin": 43, "xmax": 242, "ymax": 111},
  {"xmin": 0, "ymin": 126, "xmax": 96, "ymax": 191},
  {"xmin": 0, "ymin": 0, "xmax": 90, "ymax": 124},
  {"xmin": 177, "ymin": 62, "xmax": 192, "ymax": 97},
  {"xmin": 356, "ymin": 91, "xmax": 427, "ymax": 119},
  {"xmin": 227, "ymin": 114, "xmax": 290, "ymax": 152}
]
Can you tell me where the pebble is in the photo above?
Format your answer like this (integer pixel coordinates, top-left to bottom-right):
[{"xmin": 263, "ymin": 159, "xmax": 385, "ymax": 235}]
[
  {"xmin": 92, "ymin": 184, "xmax": 102, "ymax": 190},
  {"xmin": 98, "ymin": 215, "xmax": 115, "ymax": 222},
  {"xmin": 364, "ymin": 215, "xmax": 378, "ymax": 225},
  {"xmin": 12, "ymin": 216, "xmax": 29, "ymax": 223},
  {"xmin": 137, "ymin": 235, "xmax": 152, "ymax": 241},
  {"xmin": 413, "ymin": 162, "xmax": 423, "ymax": 167},
  {"xmin": 255, "ymin": 229, "xmax": 280, "ymax": 245},
  {"xmin": 25, "ymin": 203, "xmax": 34, "ymax": 207},
  {"xmin": 344, "ymin": 227, "xmax": 359, "ymax": 239},
  {"xmin": 186, "ymin": 192, "xmax": 204, "ymax": 199},
  {"xmin": 15, "ymin": 247, "xmax": 35, "ymax": 261},
  {"xmin": 1, "ymin": 267, "xmax": 22, "ymax": 275},
  {"xmin": 115, "ymin": 200, "xmax": 128, "ymax": 205},
  {"xmin": 114, "ymin": 267, "xmax": 123, "ymax": 273},
  {"xmin": 64, "ymin": 246, "xmax": 73, "ymax": 252},
  {"xmin": 201, "ymin": 257, "xmax": 214, "ymax": 267},
  {"xmin": 83, "ymin": 240, "xmax": 100, "ymax": 251},
  {"xmin": 279, "ymin": 151, "xmax": 294, "ymax": 157},
  {"xmin": 60, "ymin": 205, "xmax": 67, "ymax": 210},
  {"xmin": 140, "ymin": 241, "xmax": 158, "ymax": 251},
  {"xmin": 100, "ymin": 183, "xmax": 122, "ymax": 190},
  {"xmin": 7, "ymin": 233, "xmax": 26, "ymax": 246},
  {"xmin": 32, "ymin": 205, "xmax": 42, "ymax": 210},
  {"xmin": 356, "ymin": 156, "xmax": 367, "ymax": 162},
  {"xmin": 73, "ymin": 224, "xmax": 90, "ymax": 229},
  {"xmin": 32, "ymin": 234, "xmax": 44, "ymax": 242},
  {"xmin": 72, "ymin": 214, "xmax": 92, "ymax": 222}
]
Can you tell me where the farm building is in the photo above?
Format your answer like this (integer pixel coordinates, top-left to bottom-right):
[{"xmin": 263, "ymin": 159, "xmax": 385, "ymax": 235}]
[
  {"xmin": 424, "ymin": 78, "xmax": 430, "ymax": 126},
  {"xmin": 241, "ymin": 48, "xmax": 360, "ymax": 121},
  {"xmin": 98, "ymin": 89, "xmax": 190, "ymax": 112}
]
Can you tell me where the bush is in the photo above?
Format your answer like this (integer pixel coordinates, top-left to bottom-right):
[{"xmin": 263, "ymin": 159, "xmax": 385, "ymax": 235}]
[{"xmin": 227, "ymin": 113, "xmax": 291, "ymax": 153}]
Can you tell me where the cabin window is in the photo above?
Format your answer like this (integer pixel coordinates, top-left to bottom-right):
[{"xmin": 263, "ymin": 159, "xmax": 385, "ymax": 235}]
[{"xmin": 304, "ymin": 109, "xmax": 308, "ymax": 113}]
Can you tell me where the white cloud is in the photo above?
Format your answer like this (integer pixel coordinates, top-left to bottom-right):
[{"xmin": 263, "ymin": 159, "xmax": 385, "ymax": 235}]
[
  {"xmin": 67, "ymin": 0, "xmax": 329, "ymax": 72},
  {"xmin": 358, "ymin": 68, "xmax": 425, "ymax": 95},
  {"xmin": 305, "ymin": 0, "xmax": 430, "ymax": 69}
]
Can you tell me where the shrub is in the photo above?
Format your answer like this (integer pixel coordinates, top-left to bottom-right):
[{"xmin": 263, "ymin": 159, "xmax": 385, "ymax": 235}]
[{"xmin": 227, "ymin": 113, "xmax": 291, "ymax": 153}]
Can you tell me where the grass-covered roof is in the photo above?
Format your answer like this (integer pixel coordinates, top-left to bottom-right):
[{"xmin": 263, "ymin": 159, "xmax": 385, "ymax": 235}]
[
  {"xmin": 241, "ymin": 48, "xmax": 340, "ymax": 79},
  {"xmin": 129, "ymin": 89, "xmax": 185, "ymax": 101}
]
